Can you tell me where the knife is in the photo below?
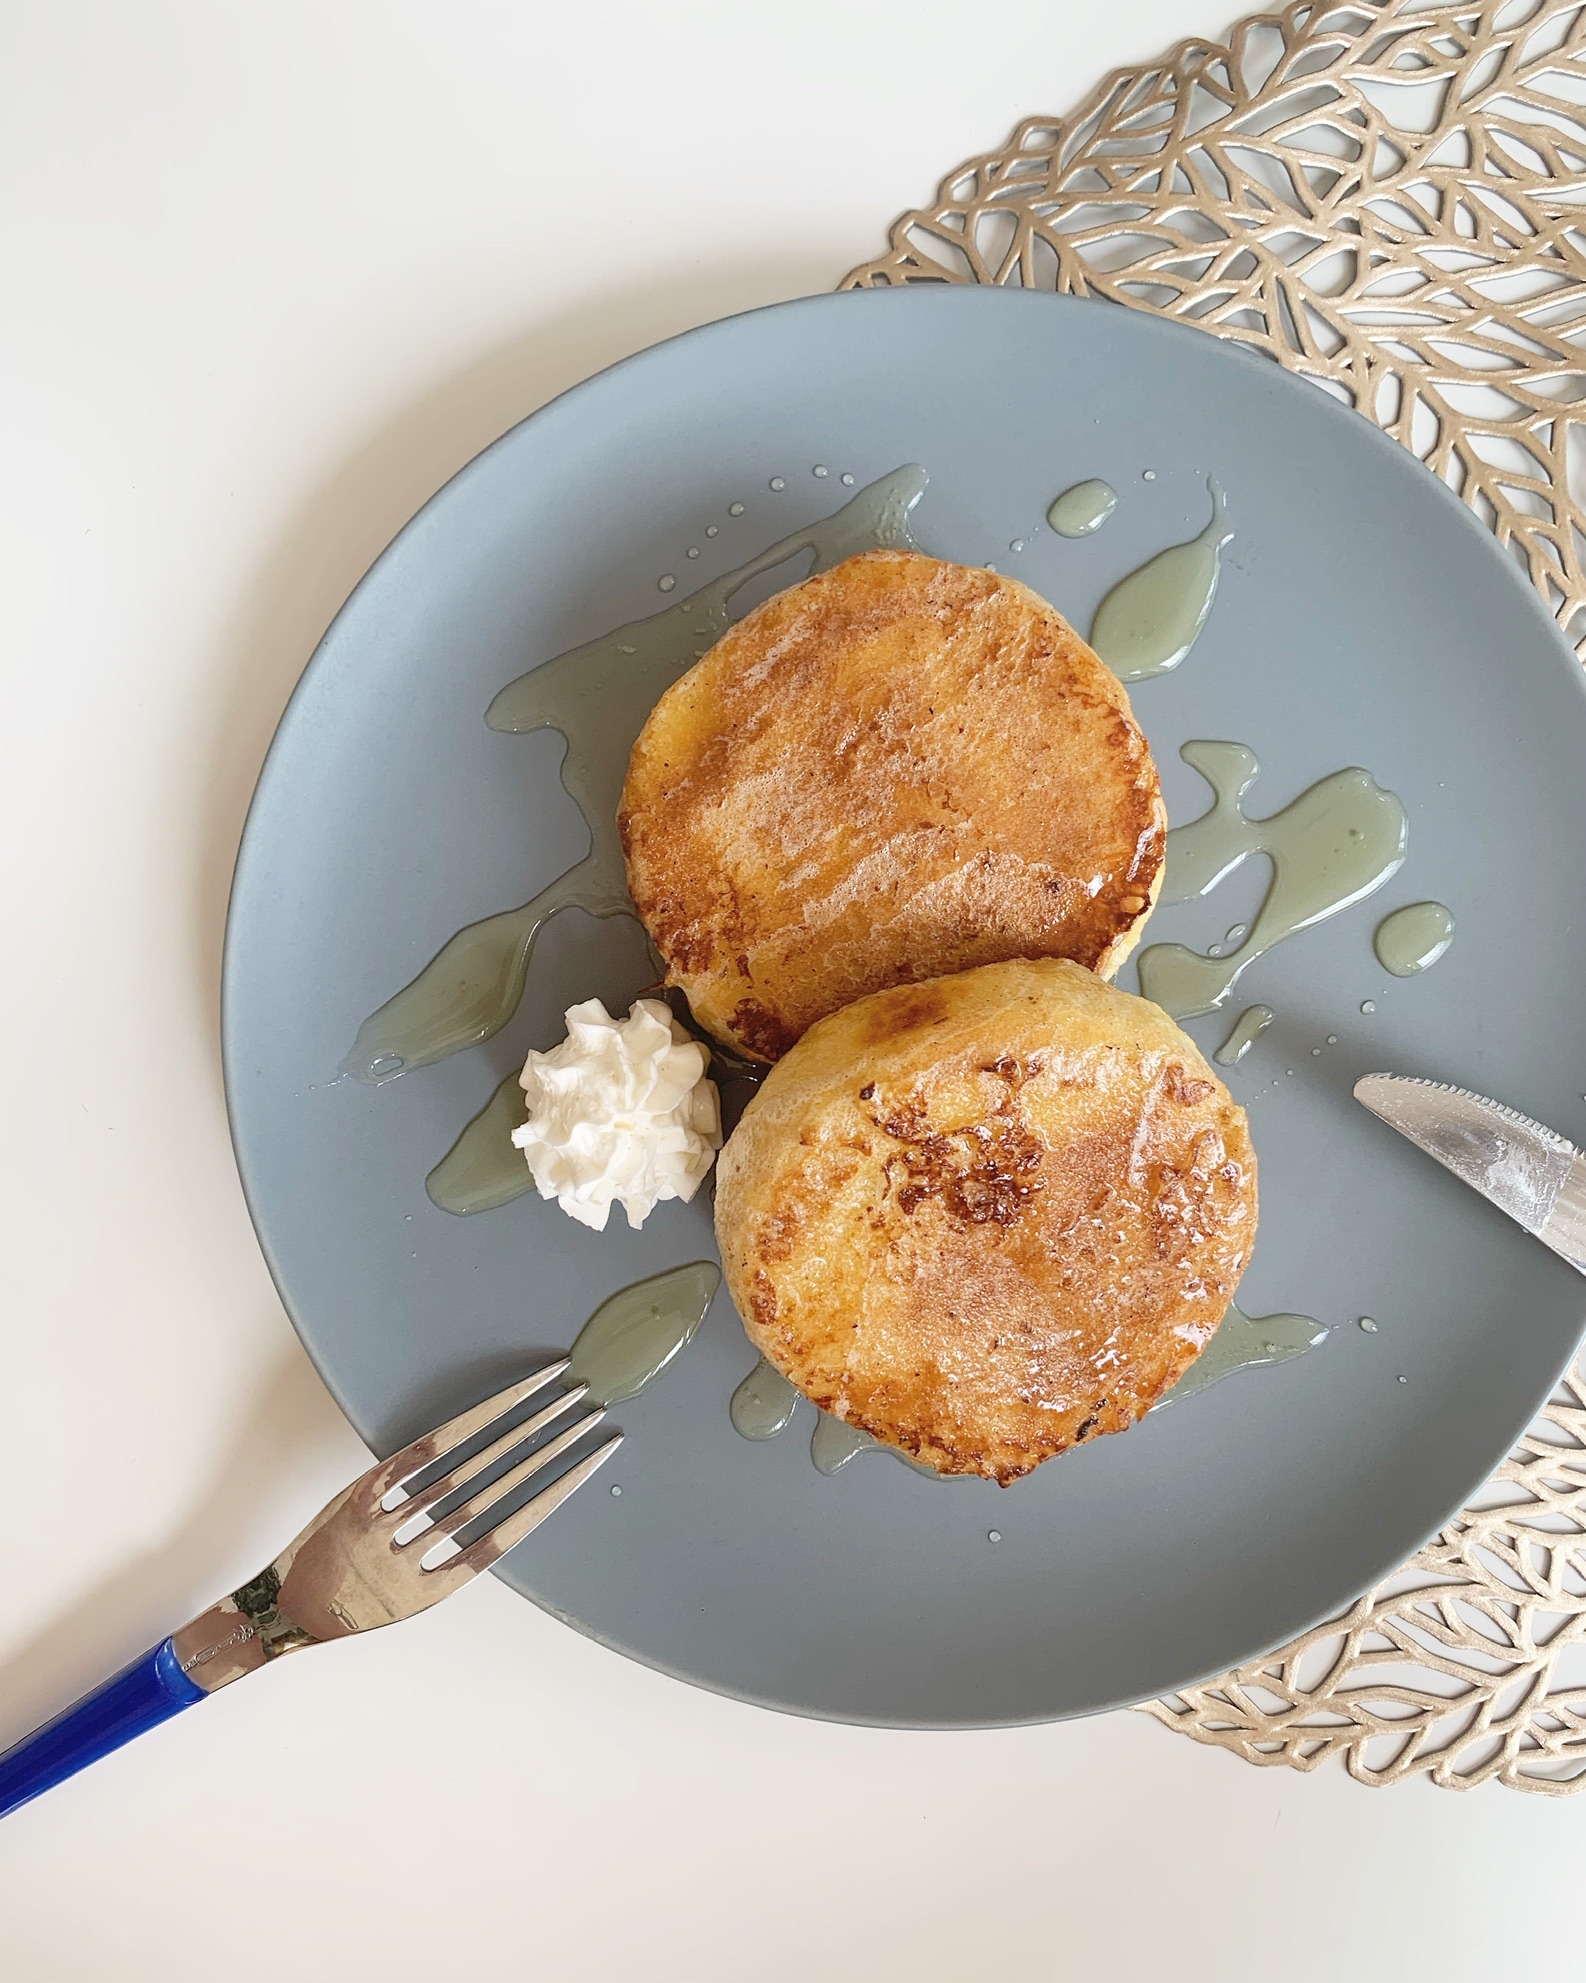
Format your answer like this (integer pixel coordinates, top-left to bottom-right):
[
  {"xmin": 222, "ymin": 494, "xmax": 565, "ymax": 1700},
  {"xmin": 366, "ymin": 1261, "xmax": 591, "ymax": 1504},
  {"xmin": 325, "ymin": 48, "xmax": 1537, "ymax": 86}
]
[{"xmin": 1354, "ymin": 1074, "xmax": 1586, "ymax": 1276}]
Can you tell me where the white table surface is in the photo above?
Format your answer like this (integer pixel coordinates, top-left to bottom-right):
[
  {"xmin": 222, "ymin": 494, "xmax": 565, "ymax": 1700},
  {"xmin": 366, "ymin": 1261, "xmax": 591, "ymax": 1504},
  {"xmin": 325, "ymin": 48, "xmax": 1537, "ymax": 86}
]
[{"xmin": 4, "ymin": 4, "xmax": 1583, "ymax": 1974}]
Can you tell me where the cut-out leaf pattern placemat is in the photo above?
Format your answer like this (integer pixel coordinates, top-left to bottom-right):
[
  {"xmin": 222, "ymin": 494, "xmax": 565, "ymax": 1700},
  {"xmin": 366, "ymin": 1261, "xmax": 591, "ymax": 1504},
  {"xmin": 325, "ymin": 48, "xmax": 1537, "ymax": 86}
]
[{"xmin": 845, "ymin": 0, "xmax": 1586, "ymax": 1790}]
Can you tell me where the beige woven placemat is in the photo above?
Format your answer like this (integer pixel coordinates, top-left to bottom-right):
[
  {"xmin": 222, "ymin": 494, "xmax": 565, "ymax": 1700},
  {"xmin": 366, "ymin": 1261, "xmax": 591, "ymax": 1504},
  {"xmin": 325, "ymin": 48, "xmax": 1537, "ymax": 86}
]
[{"xmin": 845, "ymin": 0, "xmax": 1586, "ymax": 1791}]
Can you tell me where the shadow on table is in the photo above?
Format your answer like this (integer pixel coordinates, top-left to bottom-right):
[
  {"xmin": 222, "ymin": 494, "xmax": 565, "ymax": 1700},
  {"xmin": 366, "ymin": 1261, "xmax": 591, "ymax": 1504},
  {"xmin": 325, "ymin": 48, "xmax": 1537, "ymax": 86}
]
[
  {"xmin": 189, "ymin": 250, "xmax": 843, "ymax": 1073},
  {"xmin": 0, "ymin": 1347, "xmax": 359, "ymax": 1753}
]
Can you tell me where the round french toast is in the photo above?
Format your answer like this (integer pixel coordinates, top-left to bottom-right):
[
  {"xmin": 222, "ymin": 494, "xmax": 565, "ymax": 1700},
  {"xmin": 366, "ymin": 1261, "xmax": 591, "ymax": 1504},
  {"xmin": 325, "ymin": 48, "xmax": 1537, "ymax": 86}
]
[
  {"xmin": 619, "ymin": 549, "xmax": 1166, "ymax": 1062},
  {"xmin": 714, "ymin": 958, "xmax": 1257, "ymax": 1484}
]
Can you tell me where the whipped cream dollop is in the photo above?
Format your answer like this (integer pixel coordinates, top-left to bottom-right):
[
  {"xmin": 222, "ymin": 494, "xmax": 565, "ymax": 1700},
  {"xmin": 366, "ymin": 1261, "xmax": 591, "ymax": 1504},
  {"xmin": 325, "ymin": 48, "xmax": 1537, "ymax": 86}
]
[{"xmin": 511, "ymin": 998, "xmax": 721, "ymax": 1232}]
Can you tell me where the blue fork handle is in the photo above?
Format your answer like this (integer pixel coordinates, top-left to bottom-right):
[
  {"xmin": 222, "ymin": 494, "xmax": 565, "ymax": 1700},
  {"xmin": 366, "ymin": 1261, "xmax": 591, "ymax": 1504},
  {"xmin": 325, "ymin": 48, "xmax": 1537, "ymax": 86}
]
[{"xmin": 0, "ymin": 1640, "xmax": 207, "ymax": 1819}]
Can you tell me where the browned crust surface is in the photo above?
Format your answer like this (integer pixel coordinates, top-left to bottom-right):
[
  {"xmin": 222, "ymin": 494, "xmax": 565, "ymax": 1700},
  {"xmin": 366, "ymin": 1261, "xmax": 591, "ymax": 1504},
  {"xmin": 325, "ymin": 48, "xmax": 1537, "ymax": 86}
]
[
  {"xmin": 714, "ymin": 959, "xmax": 1258, "ymax": 1484},
  {"xmin": 619, "ymin": 550, "xmax": 1166, "ymax": 1061}
]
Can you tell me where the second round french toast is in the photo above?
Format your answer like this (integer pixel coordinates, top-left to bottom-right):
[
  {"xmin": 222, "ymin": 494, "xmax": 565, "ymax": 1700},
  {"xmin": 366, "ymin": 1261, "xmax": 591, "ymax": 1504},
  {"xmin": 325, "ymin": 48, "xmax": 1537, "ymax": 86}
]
[{"xmin": 714, "ymin": 958, "xmax": 1258, "ymax": 1484}]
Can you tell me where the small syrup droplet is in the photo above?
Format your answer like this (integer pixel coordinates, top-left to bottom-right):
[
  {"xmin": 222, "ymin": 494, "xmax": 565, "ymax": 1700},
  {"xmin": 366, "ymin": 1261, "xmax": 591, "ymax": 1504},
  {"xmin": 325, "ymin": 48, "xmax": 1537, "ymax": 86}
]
[
  {"xmin": 1207, "ymin": 944, "xmax": 1224, "ymax": 958},
  {"xmin": 769, "ymin": 476, "xmax": 785, "ymax": 491},
  {"xmin": 988, "ymin": 1530, "xmax": 1002, "ymax": 1544},
  {"xmin": 813, "ymin": 465, "xmax": 828, "ymax": 477},
  {"xmin": 1225, "ymin": 925, "xmax": 1246, "ymax": 944},
  {"xmin": 618, "ymin": 643, "xmax": 636, "ymax": 655},
  {"xmin": 610, "ymin": 1484, "xmax": 622, "ymax": 1496},
  {"xmin": 686, "ymin": 546, "xmax": 700, "ymax": 558},
  {"xmin": 657, "ymin": 575, "xmax": 676, "ymax": 592},
  {"xmin": 1361, "ymin": 1000, "xmax": 1376, "ymax": 1014},
  {"xmin": 1009, "ymin": 538, "xmax": 1025, "ymax": 552},
  {"xmin": 1397, "ymin": 1374, "xmax": 1409, "ymax": 1384},
  {"xmin": 1287, "ymin": 1068, "xmax": 1295, "ymax": 1076},
  {"xmin": 368, "ymin": 1055, "xmax": 405, "ymax": 1080},
  {"xmin": 841, "ymin": 472, "xmax": 855, "ymax": 486},
  {"xmin": 1327, "ymin": 1035, "xmax": 1338, "ymax": 1045},
  {"xmin": 729, "ymin": 501, "xmax": 745, "ymax": 516},
  {"xmin": 706, "ymin": 525, "xmax": 718, "ymax": 538},
  {"xmin": 1312, "ymin": 1047, "xmax": 1323, "ymax": 1056},
  {"xmin": 1143, "ymin": 469, "xmax": 1157, "ymax": 481},
  {"xmin": 1359, "ymin": 1317, "xmax": 1378, "ymax": 1332}
]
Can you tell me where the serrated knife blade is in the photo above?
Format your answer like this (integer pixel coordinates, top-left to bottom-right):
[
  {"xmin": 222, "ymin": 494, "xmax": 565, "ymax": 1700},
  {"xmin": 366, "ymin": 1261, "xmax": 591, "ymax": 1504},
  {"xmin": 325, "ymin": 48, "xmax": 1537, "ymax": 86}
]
[{"xmin": 1354, "ymin": 1074, "xmax": 1586, "ymax": 1276}]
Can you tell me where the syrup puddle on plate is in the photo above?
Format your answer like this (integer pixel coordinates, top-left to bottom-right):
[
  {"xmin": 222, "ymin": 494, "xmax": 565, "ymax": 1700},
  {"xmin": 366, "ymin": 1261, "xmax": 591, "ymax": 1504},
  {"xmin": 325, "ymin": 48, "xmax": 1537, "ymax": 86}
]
[
  {"xmin": 1214, "ymin": 1002, "xmax": 1274, "ymax": 1068},
  {"xmin": 1047, "ymin": 478, "xmax": 1117, "ymax": 538},
  {"xmin": 426, "ymin": 1071, "xmax": 530, "ymax": 1215},
  {"xmin": 729, "ymin": 1354, "xmax": 800, "ymax": 1440},
  {"xmin": 1374, "ymin": 900, "xmax": 1455, "ymax": 976},
  {"xmin": 566, "ymin": 1262, "xmax": 719, "ymax": 1407},
  {"xmin": 1089, "ymin": 478, "xmax": 1231, "ymax": 682},
  {"xmin": 1151, "ymin": 1302, "xmax": 1329, "ymax": 1408},
  {"xmin": 1136, "ymin": 740, "xmax": 1408, "ymax": 1020}
]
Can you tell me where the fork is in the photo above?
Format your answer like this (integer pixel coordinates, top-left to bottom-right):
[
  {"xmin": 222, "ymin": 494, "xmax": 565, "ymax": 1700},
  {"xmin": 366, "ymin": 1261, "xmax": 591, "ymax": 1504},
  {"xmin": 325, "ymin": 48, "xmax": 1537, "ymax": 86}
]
[{"xmin": 0, "ymin": 1360, "xmax": 617, "ymax": 1819}]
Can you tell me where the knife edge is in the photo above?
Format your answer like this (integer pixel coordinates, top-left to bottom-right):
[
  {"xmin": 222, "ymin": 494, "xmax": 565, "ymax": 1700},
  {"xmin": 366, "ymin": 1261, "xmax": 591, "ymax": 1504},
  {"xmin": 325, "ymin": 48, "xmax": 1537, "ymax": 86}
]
[
  {"xmin": 1354, "ymin": 1073, "xmax": 1579, "ymax": 1159},
  {"xmin": 1354, "ymin": 1072, "xmax": 1586, "ymax": 1277}
]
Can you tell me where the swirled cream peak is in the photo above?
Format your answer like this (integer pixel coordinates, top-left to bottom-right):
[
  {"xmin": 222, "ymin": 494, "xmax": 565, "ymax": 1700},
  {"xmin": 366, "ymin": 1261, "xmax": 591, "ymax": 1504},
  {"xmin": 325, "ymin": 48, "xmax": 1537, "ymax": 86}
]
[{"xmin": 511, "ymin": 998, "xmax": 721, "ymax": 1231}]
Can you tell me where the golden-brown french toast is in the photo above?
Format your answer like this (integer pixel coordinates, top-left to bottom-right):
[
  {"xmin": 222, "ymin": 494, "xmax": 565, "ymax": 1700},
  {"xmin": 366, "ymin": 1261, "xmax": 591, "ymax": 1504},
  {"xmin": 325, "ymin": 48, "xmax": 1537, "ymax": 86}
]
[
  {"xmin": 619, "ymin": 550, "xmax": 1165, "ymax": 1061},
  {"xmin": 714, "ymin": 958, "xmax": 1257, "ymax": 1484}
]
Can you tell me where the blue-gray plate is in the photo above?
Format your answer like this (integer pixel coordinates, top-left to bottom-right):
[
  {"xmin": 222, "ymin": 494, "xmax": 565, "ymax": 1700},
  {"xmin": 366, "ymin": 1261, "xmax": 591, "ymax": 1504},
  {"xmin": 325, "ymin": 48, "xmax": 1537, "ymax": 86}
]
[{"xmin": 224, "ymin": 287, "xmax": 1586, "ymax": 1725}]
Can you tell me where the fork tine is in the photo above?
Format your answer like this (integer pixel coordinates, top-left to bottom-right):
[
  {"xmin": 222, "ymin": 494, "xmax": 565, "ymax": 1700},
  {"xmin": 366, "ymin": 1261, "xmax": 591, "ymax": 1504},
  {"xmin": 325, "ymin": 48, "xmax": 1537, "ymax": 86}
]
[
  {"xmin": 451, "ymin": 1434, "xmax": 624, "ymax": 1574},
  {"xmin": 367, "ymin": 1359, "xmax": 570, "ymax": 1504},
  {"xmin": 384, "ymin": 1383, "xmax": 590, "ymax": 1528},
  {"xmin": 404, "ymin": 1407, "xmax": 608, "ymax": 1560}
]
